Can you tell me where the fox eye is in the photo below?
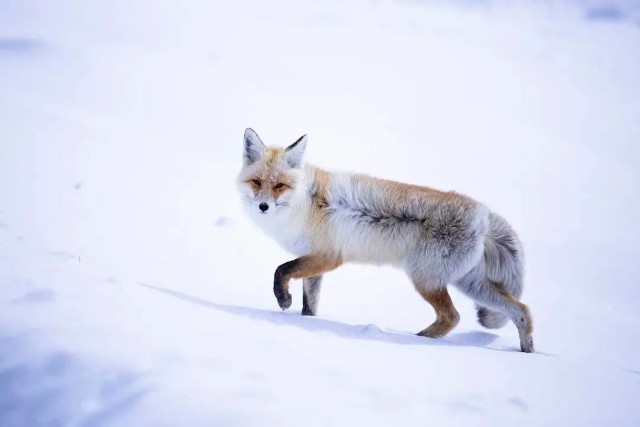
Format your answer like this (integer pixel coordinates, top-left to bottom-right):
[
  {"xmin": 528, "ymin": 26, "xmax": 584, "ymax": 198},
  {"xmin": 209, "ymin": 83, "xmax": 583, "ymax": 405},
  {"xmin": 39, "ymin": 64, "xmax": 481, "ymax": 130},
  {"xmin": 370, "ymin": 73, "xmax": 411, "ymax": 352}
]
[
  {"xmin": 251, "ymin": 179, "xmax": 261, "ymax": 187},
  {"xmin": 274, "ymin": 183, "xmax": 285, "ymax": 190}
]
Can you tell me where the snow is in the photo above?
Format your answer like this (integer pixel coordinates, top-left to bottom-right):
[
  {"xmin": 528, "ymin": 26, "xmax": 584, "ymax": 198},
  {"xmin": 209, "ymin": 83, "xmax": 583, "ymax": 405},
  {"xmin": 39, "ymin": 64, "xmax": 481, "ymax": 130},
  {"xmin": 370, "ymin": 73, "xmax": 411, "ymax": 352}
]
[{"xmin": 1, "ymin": 0, "xmax": 640, "ymax": 425}]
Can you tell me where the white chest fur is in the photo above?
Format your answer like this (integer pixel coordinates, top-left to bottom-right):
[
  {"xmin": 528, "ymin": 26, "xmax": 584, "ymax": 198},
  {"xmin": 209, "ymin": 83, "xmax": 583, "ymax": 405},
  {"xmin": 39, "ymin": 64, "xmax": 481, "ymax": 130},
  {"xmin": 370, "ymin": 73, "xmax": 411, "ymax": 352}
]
[
  {"xmin": 253, "ymin": 213, "xmax": 311, "ymax": 257},
  {"xmin": 274, "ymin": 230, "xmax": 311, "ymax": 256}
]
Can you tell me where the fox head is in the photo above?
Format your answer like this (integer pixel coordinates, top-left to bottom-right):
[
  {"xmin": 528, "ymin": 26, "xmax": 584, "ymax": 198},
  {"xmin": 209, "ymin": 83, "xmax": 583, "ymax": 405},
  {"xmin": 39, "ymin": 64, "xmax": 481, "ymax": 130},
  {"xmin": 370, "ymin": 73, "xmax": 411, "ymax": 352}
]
[{"xmin": 237, "ymin": 128, "xmax": 308, "ymax": 221}]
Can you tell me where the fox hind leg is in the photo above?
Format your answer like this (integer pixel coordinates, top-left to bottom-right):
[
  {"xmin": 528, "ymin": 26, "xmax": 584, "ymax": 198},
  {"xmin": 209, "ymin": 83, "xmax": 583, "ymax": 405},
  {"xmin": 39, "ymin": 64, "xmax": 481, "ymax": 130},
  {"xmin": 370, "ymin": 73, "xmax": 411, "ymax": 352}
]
[
  {"xmin": 456, "ymin": 279, "xmax": 534, "ymax": 352},
  {"xmin": 302, "ymin": 275, "xmax": 322, "ymax": 316},
  {"xmin": 412, "ymin": 282, "xmax": 460, "ymax": 339}
]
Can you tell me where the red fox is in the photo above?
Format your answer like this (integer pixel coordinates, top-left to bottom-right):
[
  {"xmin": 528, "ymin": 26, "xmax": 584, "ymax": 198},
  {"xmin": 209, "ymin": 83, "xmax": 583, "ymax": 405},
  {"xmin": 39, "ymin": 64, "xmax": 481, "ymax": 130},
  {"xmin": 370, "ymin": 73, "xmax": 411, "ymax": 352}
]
[{"xmin": 237, "ymin": 128, "xmax": 534, "ymax": 352}]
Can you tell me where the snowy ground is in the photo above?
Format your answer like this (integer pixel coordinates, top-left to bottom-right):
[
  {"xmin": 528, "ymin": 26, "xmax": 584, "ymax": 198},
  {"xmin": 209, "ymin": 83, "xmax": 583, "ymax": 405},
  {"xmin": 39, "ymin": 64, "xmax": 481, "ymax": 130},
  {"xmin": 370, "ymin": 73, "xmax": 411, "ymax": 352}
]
[{"xmin": 1, "ymin": 0, "xmax": 640, "ymax": 425}]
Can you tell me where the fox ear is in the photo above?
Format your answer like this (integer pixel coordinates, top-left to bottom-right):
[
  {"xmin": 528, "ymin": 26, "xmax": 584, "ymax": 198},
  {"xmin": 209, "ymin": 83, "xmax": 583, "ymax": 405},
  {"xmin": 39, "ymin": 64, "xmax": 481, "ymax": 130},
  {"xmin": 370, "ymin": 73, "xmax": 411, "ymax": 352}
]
[
  {"xmin": 284, "ymin": 134, "xmax": 308, "ymax": 168},
  {"xmin": 243, "ymin": 128, "xmax": 265, "ymax": 166}
]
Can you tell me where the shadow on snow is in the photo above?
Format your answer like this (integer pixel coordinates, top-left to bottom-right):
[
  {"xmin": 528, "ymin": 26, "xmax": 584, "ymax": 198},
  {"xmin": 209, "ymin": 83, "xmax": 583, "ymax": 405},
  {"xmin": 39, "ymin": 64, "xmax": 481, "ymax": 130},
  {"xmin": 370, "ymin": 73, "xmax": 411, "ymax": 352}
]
[{"xmin": 136, "ymin": 282, "xmax": 512, "ymax": 352}]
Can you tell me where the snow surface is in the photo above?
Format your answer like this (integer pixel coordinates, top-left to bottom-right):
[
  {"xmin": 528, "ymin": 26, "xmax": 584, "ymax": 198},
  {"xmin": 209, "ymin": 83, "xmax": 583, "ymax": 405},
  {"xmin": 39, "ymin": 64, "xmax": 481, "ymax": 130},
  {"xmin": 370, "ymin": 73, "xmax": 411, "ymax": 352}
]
[{"xmin": 1, "ymin": 0, "xmax": 640, "ymax": 425}]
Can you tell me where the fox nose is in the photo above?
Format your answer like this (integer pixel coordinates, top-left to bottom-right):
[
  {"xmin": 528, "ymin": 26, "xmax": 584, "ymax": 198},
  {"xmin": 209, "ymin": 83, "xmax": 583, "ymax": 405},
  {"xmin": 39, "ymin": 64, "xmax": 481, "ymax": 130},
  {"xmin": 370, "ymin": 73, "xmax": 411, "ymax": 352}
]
[{"xmin": 259, "ymin": 202, "xmax": 269, "ymax": 212}]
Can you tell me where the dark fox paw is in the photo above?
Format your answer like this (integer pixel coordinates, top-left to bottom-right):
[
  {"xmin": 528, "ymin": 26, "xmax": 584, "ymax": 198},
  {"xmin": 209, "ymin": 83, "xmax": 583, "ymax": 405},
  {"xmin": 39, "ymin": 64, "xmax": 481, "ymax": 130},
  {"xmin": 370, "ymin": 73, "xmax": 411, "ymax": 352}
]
[
  {"xmin": 301, "ymin": 306, "xmax": 316, "ymax": 316},
  {"xmin": 275, "ymin": 291, "xmax": 292, "ymax": 310}
]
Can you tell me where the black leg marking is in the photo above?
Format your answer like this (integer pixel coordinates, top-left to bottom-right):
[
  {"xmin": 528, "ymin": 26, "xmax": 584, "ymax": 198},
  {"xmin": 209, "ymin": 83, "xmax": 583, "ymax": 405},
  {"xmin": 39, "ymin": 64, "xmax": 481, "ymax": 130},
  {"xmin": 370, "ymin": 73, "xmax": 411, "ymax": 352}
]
[
  {"xmin": 302, "ymin": 275, "xmax": 322, "ymax": 316},
  {"xmin": 273, "ymin": 259, "xmax": 300, "ymax": 310},
  {"xmin": 273, "ymin": 255, "xmax": 341, "ymax": 312}
]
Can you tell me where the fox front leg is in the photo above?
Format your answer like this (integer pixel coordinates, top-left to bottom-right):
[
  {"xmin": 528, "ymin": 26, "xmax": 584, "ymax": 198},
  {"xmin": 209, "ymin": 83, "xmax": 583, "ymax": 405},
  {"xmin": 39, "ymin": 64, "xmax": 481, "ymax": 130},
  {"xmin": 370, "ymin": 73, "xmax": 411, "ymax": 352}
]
[
  {"xmin": 273, "ymin": 261, "xmax": 294, "ymax": 310},
  {"xmin": 273, "ymin": 254, "xmax": 341, "ymax": 311},
  {"xmin": 302, "ymin": 276, "xmax": 322, "ymax": 316}
]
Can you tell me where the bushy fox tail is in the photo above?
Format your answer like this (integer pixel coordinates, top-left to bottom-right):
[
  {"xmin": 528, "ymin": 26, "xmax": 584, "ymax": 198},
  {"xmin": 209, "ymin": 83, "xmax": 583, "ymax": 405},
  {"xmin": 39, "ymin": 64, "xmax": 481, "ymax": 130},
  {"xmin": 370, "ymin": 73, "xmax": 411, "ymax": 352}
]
[{"xmin": 475, "ymin": 212, "xmax": 525, "ymax": 329}]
